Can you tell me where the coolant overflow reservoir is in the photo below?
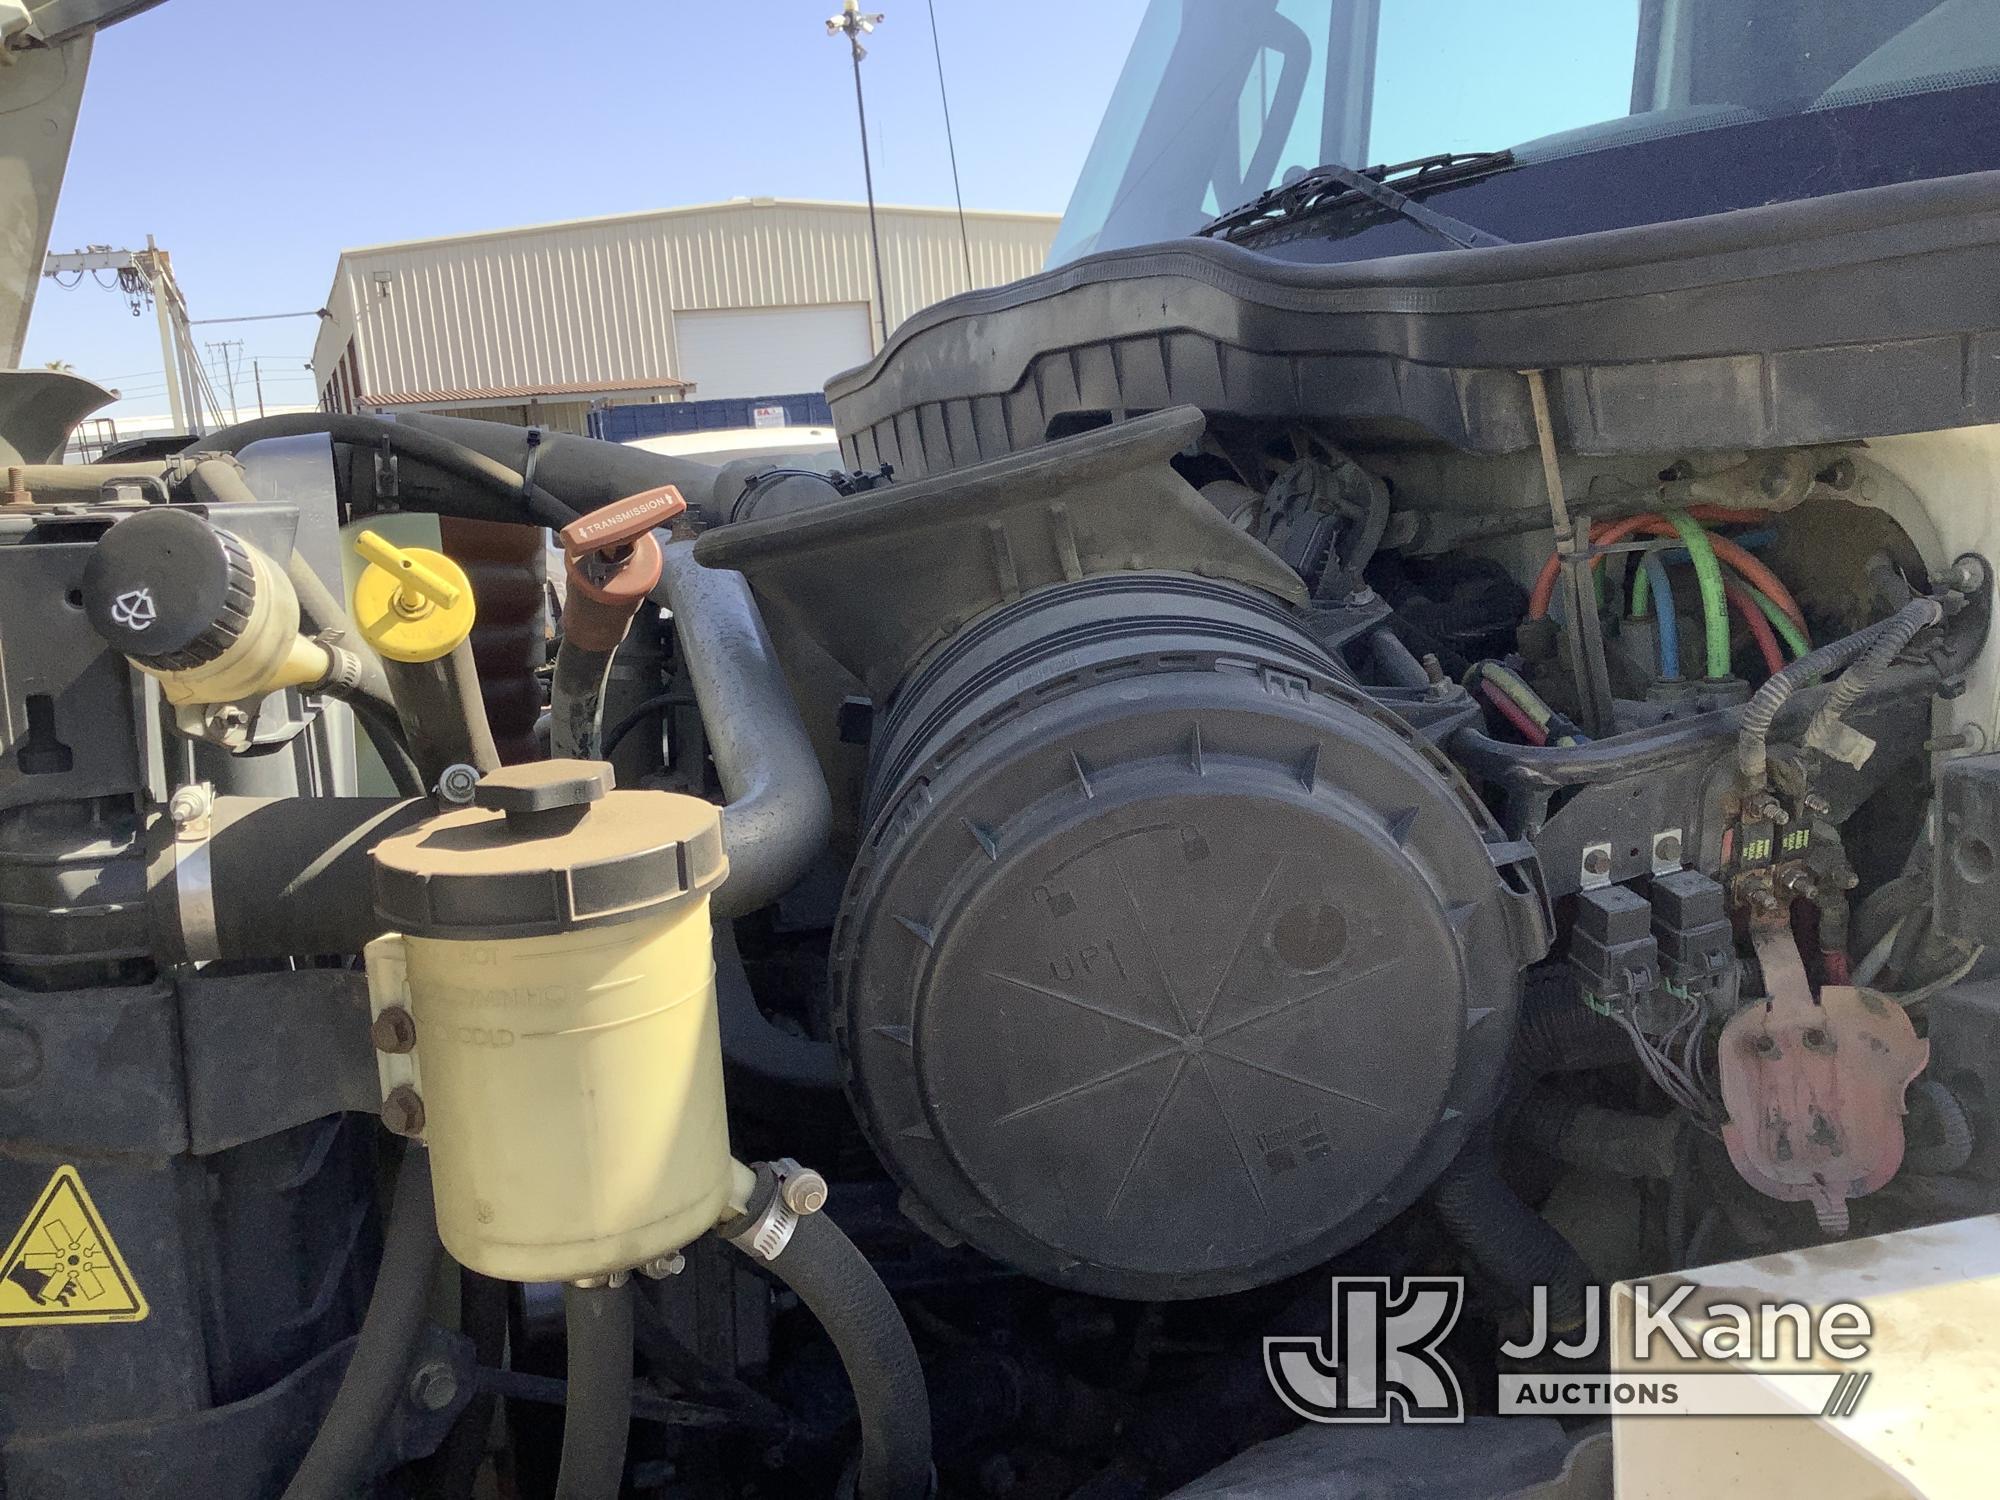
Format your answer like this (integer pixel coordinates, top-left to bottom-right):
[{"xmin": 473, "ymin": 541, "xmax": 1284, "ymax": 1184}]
[{"xmin": 366, "ymin": 759, "xmax": 730, "ymax": 1282}]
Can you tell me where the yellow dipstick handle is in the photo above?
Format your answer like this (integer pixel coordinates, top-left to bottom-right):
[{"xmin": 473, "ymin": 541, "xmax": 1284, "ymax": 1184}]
[
  {"xmin": 355, "ymin": 529, "xmax": 464, "ymax": 615},
  {"xmin": 352, "ymin": 530, "xmax": 477, "ymax": 663}
]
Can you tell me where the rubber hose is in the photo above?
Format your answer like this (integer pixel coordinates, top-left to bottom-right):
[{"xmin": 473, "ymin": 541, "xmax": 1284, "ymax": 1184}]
[
  {"xmin": 1637, "ymin": 549, "xmax": 1682, "ymax": 680},
  {"xmin": 726, "ymin": 1210, "xmax": 931, "ymax": 1500},
  {"xmin": 285, "ymin": 552, "xmax": 392, "ymax": 703},
  {"xmin": 1428, "ymin": 1124, "xmax": 1591, "ymax": 1328},
  {"xmin": 282, "ymin": 1149, "xmax": 442, "ymax": 1500},
  {"xmin": 400, "ymin": 411, "xmax": 726, "ymax": 525},
  {"xmin": 1804, "ymin": 597, "xmax": 1944, "ymax": 752},
  {"xmin": 151, "ymin": 795, "xmax": 430, "ymax": 963},
  {"xmin": 714, "ymin": 924, "xmax": 841, "ymax": 1090},
  {"xmin": 1660, "ymin": 510, "xmax": 1731, "ymax": 679},
  {"xmin": 1516, "ymin": 1088, "xmax": 1682, "ymax": 1179},
  {"xmin": 347, "ymin": 695, "xmax": 430, "ymax": 798},
  {"xmin": 1736, "ymin": 613, "xmax": 1911, "ymax": 786},
  {"xmin": 1903, "ymin": 1079, "xmax": 1976, "ymax": 1176},
  {"xmin": 653, "ymin": 544, "xmax": 832, "ymax": 919},
  {"xmin": 382, "ymin": 644, "xmax": 502, "ymax": 783},
  {"xmin": 555, "ymin": 1281, "xmax": 635, "ymax": 1500},
  {"xmin": 1368, "ymin": 628, "xmax": 1432, "ymax": 690},
  {"xmin": 550, "ymin": 640, "xmax": 619, "ymax": 760},
  {"xmin": 186, "ymin": 412, "xmax": 578, "ymax": 528}
]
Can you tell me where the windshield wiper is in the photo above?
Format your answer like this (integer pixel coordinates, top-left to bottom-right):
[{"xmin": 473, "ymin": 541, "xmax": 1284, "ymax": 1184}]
[{"xmin": 1199, "ymin": 150, "xmax": 1515, "ymax": 248}]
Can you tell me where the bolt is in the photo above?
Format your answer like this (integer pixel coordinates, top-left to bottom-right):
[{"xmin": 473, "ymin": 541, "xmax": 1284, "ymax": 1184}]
[
  {"xmin": 1653, "ymin": 833, "xmax": 1683, "ymax": 865},
  {"xmin": 1942, "ymin": 556, "xmax": 1988, "ymax": 595},
  {"xmin": 371, "ymin": 1005, "xmax": 418, "ymax": 1054},
  {"xmin": 1752, "ymin": 1034, "xmax": 1780, "ymax": 1057},
  {"xmin": 1582, "ymin": 847, "xmax": 1612, "ymax": 877},
  {"xmin": 1780, "ymin": 867, "xmax": 1819, "ymax": 899},
  {"xmin": 167, "ymin": 783, "xmax": 213, "ymax": 828},
  {"xmin": 436, "ymin": 763, "xmax": 480, "ymax": 804},
  {"xmin": 206, "ymin": 704, "xmax": 250, "ymax": 735},
  {"xmin": 1801, "ymin": 1027, "xmax": 1832, "ymax": 1052},
  {"xmin": 407, "ymin": 1359, "xmax": 459, "ymax": 1412},
  {"xmin": 638, "ymin": 1252, "xmax": 686, "ymax": 1279},
  {"xmin": 780, "ymin": 1167, "xmax": 829, "ymax": 1217},
  {"xmin": 570, "ymin": 1270, "xmax": 631, "ymax": 1290},
  {"xmin": 381, "ymin": 1084, "xmax": 426, "ymax": 1137},
  {"xmin": 1749, "ymin": 888, "xmax": 1781, "ymax": 914},
  {"xmin": 1803, "ymin": 792, "xmax": 1832, "ymax": 817}
]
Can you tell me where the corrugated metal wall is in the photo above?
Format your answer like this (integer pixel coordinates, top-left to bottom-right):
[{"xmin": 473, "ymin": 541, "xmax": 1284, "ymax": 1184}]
[{"xmin": 312, "ymin": 199, "xmax": 1056, "ymax": 408}]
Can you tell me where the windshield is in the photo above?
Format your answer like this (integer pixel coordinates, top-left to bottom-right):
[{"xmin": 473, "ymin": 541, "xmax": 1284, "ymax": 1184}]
[{"xmin": 1049, "ymin": 0, "xmax": 2000, "ymax": 263}]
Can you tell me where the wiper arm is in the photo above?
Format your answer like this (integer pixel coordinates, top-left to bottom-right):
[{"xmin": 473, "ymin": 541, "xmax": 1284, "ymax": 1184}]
[{"xmin": 1199, "ymin": 150, "xmax": 1514, "ymax": 248}]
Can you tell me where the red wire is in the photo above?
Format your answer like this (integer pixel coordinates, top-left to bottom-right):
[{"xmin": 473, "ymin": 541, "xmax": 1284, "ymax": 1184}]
[
  {"xmin": 1480, "ymin": 679, "xmax": 1548, "ymax": 745},
  {"xmin": 1724, "ymin": 580, "xmax": 1785, "ymax": 678}
]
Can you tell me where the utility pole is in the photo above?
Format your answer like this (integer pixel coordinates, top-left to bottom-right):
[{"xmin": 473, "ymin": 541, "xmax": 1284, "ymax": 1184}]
[
  {"xmin": 827, "ymin": 1, "xmax": 891, "ymax": 347},
  {"xmin": 253, "ymin": 359, "xmax": 266, "ymax": 418},
  {"xmin": 205, "ymin": 339, "xmax": 244, "ymax": 422}
]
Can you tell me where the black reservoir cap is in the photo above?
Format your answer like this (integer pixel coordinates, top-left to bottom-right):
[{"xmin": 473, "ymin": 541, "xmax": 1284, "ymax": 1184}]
[
  {"xmin": 79, "ymin": 507, "xmax": 256, "ymax": 669},
  {"xmin": 371, "ymin": 760, "xmax": 728, "ymax": 940}
]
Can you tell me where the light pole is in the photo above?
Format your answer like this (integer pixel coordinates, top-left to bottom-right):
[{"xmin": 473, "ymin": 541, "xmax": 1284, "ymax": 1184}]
[{"xmin": 827, "ymin": 1, "xmax": 892, "ymax": 347}]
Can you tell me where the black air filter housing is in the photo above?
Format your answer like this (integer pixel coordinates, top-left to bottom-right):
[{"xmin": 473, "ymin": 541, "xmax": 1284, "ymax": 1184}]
[{"xmin": 835, "ymin": 573, "xmax": 1547, "ymax": 1299}]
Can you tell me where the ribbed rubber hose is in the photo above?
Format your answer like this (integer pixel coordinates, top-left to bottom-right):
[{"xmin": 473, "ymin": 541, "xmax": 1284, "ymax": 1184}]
[
  {"xmin": 1904, "ymin": 1079, "xmax": 1976, "ymax": 1176},
  {"xmin": 188, "ymin": 413, "xmax": 578, "ymax": 528},
  {"xmin": 555, "ymin": 1282, "xmax": 635, "ymax": 1500},
  {"xmin": 282, "ymin": 1150, "xmax": 442, "ymax": 1500},
  {"xmin": 1736, "ymin": 600, "xmax": 1937, "ymax": 786},
  {"xmin": 734, "ymin": 1212, "xmax": 931, "ymax": 1500},
  {"xmin": 1429, "ymin": 1124, "xmax": 1591, "ymax": 1329},
  {"xmin": 1803, "ymin": 597, "xmax": 1944, "ymax": 751}
]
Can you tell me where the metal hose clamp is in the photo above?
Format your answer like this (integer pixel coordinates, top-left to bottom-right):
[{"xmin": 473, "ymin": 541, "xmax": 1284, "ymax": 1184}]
[{"xmin": 723, "ymin": 1159, "xmax": 829, "ymax": 1263}]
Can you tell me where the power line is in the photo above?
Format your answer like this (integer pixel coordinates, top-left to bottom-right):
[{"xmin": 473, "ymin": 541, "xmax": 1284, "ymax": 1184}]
[{"xmin": 925, "ymin": 0, "xmax": 975, "ymax": 287}]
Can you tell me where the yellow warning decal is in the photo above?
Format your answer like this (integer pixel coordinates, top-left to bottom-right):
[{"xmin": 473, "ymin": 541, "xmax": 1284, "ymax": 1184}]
[{"xmin": 0, "ymin": 1164, "xmax": 148, "ymax": 1325}]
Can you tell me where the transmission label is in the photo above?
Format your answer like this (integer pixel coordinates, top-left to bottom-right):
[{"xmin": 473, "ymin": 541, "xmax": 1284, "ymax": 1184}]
[{"xmin": 0, "ymin": 1165, "xmax": 149, "ymax": 1325}]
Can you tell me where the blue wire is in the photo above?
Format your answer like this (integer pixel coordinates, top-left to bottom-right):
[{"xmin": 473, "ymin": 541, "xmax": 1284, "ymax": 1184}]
[{"xmin": 1640, "ymin": 549, "xmax": 1682, "ymax": 680}]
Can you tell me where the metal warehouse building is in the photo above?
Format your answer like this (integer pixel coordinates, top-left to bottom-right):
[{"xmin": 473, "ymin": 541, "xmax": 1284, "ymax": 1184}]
[{"xmin": 311, "ymin": 197, "xmax": 1058, "ymax": 434}]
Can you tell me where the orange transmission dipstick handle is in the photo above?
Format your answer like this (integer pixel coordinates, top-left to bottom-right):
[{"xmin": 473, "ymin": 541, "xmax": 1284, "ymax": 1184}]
[{"xmin": 557, "ymin": 485, "xmax": 686, "ymax": 651}]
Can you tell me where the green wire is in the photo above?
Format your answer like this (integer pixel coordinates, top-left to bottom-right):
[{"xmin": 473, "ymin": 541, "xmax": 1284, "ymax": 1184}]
[
  {"xmin": 1742, "ymin": 581, "xmax": 1811, "ymax": 658},
  {"xmin": 1662, "ymin": 508, "xmax": 1731, "ymax": 679}
]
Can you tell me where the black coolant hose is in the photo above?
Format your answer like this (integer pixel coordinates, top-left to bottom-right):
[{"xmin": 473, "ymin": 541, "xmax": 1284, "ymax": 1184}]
[
  {"xmin": 379, "ymin": 645, "xmax": 503, "ymax": 784},
  {"xmin": 1429, "ymin": 1123, "xmax": 1592, "ymax": 1331},
  {"xmin": 555, "ymin": 1282, "xmax": 636, "ymax": 1500},
  {"xmin": 722, "ymin": 1209, "xmax": 932, "ymax": 1500},
  {"xmin": 1737, "ymin": 598, "xmax": 1942, "ymax": 787},
  {"xmin": 283, "ymin": 1149, "xmax": 442, "ymax": 1500},
  {"xmin": 187, "ymin": 412, "xmax": 580, "ymax": 529},
  {"xmin": 654, "ymin": 543, "xmax": 832, "ymax": 919},
  {"xmin": 399, "ymin": 411, "xmax": 729, "ymax": 524}
]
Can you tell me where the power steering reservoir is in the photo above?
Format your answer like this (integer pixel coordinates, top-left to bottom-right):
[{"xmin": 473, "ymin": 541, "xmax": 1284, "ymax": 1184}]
[{"xmin": 365, "ymin": 760, "xmax": 731, "ymax": 1282}]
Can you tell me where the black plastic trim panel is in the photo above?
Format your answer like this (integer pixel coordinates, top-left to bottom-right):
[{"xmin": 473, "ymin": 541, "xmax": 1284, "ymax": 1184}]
[{"xmin": 826, "ymin": 171, "xmax": 2000, "ymax": 477}]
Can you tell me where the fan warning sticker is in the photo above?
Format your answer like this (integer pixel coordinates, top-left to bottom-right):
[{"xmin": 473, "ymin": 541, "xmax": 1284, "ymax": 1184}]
[{"xmin": 0, "ymin": 1165, "xmax": 149, "ymax": 1325}]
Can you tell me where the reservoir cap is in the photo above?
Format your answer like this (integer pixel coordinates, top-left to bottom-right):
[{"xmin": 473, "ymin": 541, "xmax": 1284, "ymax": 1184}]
[
  {"xmin": 81, "ymin": 508, "xmax": 256, "ymax": 669},
  {"xmin": 372, "ymin": 760, "xmax": 727, "ymax": 939}
]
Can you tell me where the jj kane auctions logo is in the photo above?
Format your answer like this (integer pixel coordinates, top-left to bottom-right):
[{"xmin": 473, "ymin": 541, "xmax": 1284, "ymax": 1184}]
[{"xmin": 1266, "ymin": 1277, "xmax": 1875, "ymax": 1422}]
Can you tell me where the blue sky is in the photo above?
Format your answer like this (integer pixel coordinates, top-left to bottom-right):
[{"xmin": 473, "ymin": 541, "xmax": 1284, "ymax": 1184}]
[{"xmin": 23, "ymin": 0, "xmax": 1150, "ymax": 421}]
